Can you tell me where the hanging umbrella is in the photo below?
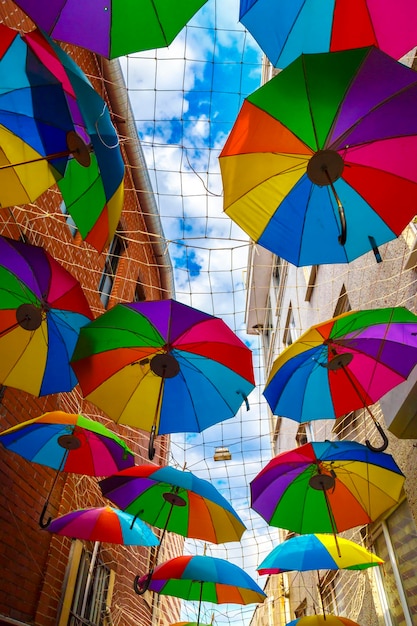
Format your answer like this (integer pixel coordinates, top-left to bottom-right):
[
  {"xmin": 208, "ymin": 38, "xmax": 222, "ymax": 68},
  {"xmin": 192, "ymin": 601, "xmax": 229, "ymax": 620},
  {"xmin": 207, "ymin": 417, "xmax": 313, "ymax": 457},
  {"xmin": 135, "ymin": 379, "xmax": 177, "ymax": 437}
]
[
  {"xmin": 23, "ymin": 29, "xmax": 125, "ymax": 252},
  {"xmin": 263, "ymin": 306, "xmax": 417, "ymax": 451},
  {"xmin": 99, "ymin": 464, "xmax": 245, "ymax": 544},
  {"xmin": 0, "ymin": 24, "xmax": 85, "ymax": 207},
  {"xmin": 0, "ymin": 236, "xmax": 93, "ymax": 397},
  {"xmin": 71, "ymin": 299, "xmax": 255, "ymax": 459},
  {"xmin": 239, "ymin": 0, "xmax": 417, "ymax": 69},
  {"xmin": 219, "ymin": 46, "xmax": 417, "ymax": 266},
  {"xmin": 0, "ymin": 410, "xmax": 135, "ymax": 527},
  {"xmin": 257, "ymin": 533, "xmax": 383, "ymax": 575},
  {"xmin": 250, "ymin": 440, "xmax": 404, "ymax": 538},
  {"xmin": 287, "ymin": 617, "xmax": 359, "ymax": 626},
  {"xmin": 134, "ymin": 554, "xmax": 266, "ymax": 625},
  {"xmin": 100, "ymin": 464, "xmax": 246, "ymax": 583},
  {"xmin": 46, "ymin": 505, "xmax": 159, "ymax": 546},
  {"xmin": 13, "ymin": 1, "xmax": 209, "ymax": 59}
]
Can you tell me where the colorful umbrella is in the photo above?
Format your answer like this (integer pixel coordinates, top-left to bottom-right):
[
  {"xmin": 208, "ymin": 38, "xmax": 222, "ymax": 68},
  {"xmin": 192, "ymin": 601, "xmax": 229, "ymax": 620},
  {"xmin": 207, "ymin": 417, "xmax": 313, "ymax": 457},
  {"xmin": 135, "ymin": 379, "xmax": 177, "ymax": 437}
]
[
  {"xmin": 24, "ymin": 29, "xmax": 125, "ymax": 252},
  {"xmin": 219, "ymin": 46, "xmax": 417, "ymax": 266},
  {"xmin": 134, "ymin": 555, "xmax": 266, "ymax": 625},
  {"xmin": 99, "ymin": 464, "xmax": 246, "ymax": 544},
  {"xmin": 71, "ymin": 299, "xmax": 255, "ymax": 459},
  {"xmin": 0, "ymin": 25, "xmax": 81, "ymax": 206},
  {"xmin": 239, "ymin": 0, "xmax": 417, "ymax": 69},
  {"xmin": 263, "ymin": 306, "xmax": 417, "ymax": 451},
  {"xmin": 250, "ymin": 440, "xmax": 404, "ymax": 536},
  {"xmin": 14, "ymin": 1, "xmax": 209, "ymax": 59},
  {"xmin": 46, "ymin": 505, "xmax": 159, "ymax": 546},
  {"xmin": 257, "ymin": 533, "xmax": 383, "ymax": 575},
  {"xmin": 0, "ymin": 236, "xmax": 93, "ymax": 397},
  {"xmin": 0, "ymin": 410, "xmax": 135, "ymax": 528},
  {"xmin": 0, "ymin": 410, "xmax": 134, "ymax": 475},
  {"xmin": 287, "ymin": 617, "xmax": 359, "ymax": 626}
]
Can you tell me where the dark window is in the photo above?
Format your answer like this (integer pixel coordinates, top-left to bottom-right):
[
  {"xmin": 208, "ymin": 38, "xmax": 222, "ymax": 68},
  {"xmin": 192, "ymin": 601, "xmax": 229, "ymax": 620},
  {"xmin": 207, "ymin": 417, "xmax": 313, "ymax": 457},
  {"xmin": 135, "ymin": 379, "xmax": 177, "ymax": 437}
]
[{"xmin": 99, "ymin": 233, "xmax": 125, "ymax": 308}]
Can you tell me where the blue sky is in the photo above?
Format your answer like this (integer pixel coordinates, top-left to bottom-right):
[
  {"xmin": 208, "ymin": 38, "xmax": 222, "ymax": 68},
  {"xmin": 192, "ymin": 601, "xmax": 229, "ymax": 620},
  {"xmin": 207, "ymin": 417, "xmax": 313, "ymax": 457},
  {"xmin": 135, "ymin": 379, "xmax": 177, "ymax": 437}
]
[{"xmin": 122, "ymin": 3, "xmax": 277, "ymax": 624}]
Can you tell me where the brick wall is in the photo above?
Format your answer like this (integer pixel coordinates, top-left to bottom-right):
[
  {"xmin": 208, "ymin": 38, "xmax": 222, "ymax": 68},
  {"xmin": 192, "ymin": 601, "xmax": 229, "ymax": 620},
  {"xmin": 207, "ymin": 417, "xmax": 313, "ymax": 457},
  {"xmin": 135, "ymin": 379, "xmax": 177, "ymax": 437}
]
[{"xmin": 0, "ymin": 4, "xmax": 178, "ymax": 625}]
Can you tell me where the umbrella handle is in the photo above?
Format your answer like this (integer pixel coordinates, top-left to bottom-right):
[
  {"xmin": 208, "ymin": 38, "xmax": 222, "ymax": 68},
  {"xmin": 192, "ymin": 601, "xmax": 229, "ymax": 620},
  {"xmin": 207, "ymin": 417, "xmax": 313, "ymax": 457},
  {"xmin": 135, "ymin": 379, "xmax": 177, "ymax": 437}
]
[
  {"xmin": 365, "ymin": 421, "xmax": 389, "ymax": 453},
  {"xmin": 133, "ymin": 570, "xmax": 153, "ymax": 595},
  {"xmin": 148, "ymin": 427, "xmax": 156, "ymax": 461},
  {"xmin": 39, "ymin": 502, "xmax": 52, "ymax": 529}
]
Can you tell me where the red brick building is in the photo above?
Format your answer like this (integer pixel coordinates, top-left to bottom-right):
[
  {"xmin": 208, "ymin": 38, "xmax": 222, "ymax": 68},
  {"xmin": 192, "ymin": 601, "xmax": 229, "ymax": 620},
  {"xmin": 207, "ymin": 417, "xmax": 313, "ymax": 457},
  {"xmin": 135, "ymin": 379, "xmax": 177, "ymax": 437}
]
[{"xmin": 0, "ymin": 4, "xmax": 180, "ymax": 626}]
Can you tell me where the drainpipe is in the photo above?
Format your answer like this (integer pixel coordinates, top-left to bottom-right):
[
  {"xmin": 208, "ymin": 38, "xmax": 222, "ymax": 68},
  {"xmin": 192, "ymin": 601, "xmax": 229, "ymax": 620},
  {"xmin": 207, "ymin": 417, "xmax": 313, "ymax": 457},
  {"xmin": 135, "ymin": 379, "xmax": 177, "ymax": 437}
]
[{"xmin": 101, "ymin": 58, "xmax": 175, "ymax": 299}]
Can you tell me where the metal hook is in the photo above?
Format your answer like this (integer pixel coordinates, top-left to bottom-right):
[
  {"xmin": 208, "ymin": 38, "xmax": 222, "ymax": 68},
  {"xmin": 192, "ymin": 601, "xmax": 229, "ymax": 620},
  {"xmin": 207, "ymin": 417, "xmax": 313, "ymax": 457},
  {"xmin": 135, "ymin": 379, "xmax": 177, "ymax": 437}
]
[{"xmin": 365, "ymin": 421, "xmax": 389, "ymax": 453}]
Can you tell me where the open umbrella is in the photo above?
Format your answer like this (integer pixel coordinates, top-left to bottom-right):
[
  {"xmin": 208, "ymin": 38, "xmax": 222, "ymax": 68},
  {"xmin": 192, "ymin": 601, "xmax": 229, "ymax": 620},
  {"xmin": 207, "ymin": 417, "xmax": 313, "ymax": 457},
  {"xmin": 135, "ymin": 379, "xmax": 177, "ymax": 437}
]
[
  {"xmin": 250, "ymin": 440, "xmax": 404, "ymax": 538},
  {"xmin": 0, "ymin": 25, "xmax": 84, "ymax": 207},
  {"xmin": 219, "ymin": 46, "xmax": 417, "ymax": 266},
  {"xmin": 239, "ymin": 0, "xmax": 417, "ymax": 69},
  {"xmin": 263, "ymin": 306, "xmax": 417, "ymax": 451},
  {"xmin": 71, "ymin": 299, "xmax": 255, "ymax": 459},
  {"xmin": 134, "ymin": 555, "xmax": 266, "ymax": 625},
  {"xmin": 257, "ymin": 533, "xmax": 383, "ymax": 575},
  {"xmin": 46, "ymin": 505, "xmax": 158, "ymax": 546},
  {"xmin": 99, "ymin": 464, "xmax": 246, "ymax": 544},
  {"xmin": 0, "ymin": 236, "xmax": 93, "ymax": 397},
  {"xmin": 14, "ymin": 1, "xmax": 209, "ymax": 59},
  {"xmin": 0, "ymin": 410, "xmax": 134, "ymax": 527},
  {"xmin": 23, "ymin": 29, "xmax": 125, "ymax": 252},
  {"xmin": 287, "ymin": 617, "xmax": 359, "ymax": 626}
]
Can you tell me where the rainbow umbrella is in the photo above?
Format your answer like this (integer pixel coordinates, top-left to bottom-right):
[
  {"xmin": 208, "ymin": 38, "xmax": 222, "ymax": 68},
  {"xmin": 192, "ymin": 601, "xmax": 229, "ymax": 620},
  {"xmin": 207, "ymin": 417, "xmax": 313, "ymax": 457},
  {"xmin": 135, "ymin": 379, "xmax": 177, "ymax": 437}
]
[
  {"xmin": 257, "ymin": 533, "xmax": 383, "ymax": 575},
  {"xmin": 71, "ymin": 299, "xmax": 255, "ymax": 459},
  {"xmin": 250, "ymin": 440, "xmax": 404, "ymax": 537},
  {"xmin": 0, "ymin": 236, "xmax": 92, "ymax": 397},
  {"xmin": 287, "ymin": 617, "xmax": 359, "ymax": 626},
  {"xmin": 46, "ymin": 505, "xmax": 159, "ymax": 546},
  {"xmin": 134, "ymin": 555, "xmax": 266, "ymax": 624},
  {"xmin": 24, "ymin": 29, "xmax": 125, "ymax": 252},
  {"xmin": 220, "ymin": 46, "xmax": 417, "ymax": 266},
  {"xmin": 239, "ymin": 0, "xmax": 417, "ymax": 69},
  {"xmin": 264, "ymin": 307, "xmax": 417, "ymax": 451},
  {"xmin": 13, "ymin": 0, "xmax": 208, "ymax": 59},
  {"xmin": 0, "ymin": 410, "xmax": 134, "ymax": 527},
  {"xmin": 0, "ymin": 25, "xmax": 80, "ymax": 206}
]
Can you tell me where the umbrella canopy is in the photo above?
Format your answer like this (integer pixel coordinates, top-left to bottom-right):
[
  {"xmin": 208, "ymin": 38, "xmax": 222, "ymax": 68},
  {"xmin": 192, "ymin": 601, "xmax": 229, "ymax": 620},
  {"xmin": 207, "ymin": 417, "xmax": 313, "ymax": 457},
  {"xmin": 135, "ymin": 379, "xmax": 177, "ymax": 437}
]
[
  {"xmin": 46, "ymin": 505, "xmax": 159, "ymax": 546},
  {"xmin": 0, "ymin": 25, "xmax": 79, "ymax": 206},
  {"xmin": 219, "ymin": 46, "xmax": 417, "ymax": 266},
  {"xmin": 239, "ymin": 0, "xmax": 417, "ymax": 69},
  {"xmin": 257, "ymin": 533, "xmax": 383, "ymax": 575},
  {"xmin": 264, "ymin": 306, "xmax": 417, "ymax": 423},
  {"xmin": 24, "ymin": 29, "xmax": 125, "ymax": 252},
  {"xmin": 99, "ymin": 464, "xmax": 246, "ymax": 544},
  {"xmin": 0, "ymin": 410, "xmax": 134, "ymax": 476},
  {"xmin": 287, "ymin": 617, "xmax": 359, "ymax": 626},
  {"xmin": 136, "ymin": 554, "xmax": 266, "ymax": 605},
  {"xmin": 14, "ymin": 0, "xmax": 208, "ymax": 59},
  {"xmin": 0, "ymin": 236, "xmax": 93, "ymax": 396},
  {"xmin": 250, "ymin": 440, "xmax": 405, "ymax": 535},
  {"xmin": 71, "ymin": 299, "xmax": 255, "ymax": 458}
]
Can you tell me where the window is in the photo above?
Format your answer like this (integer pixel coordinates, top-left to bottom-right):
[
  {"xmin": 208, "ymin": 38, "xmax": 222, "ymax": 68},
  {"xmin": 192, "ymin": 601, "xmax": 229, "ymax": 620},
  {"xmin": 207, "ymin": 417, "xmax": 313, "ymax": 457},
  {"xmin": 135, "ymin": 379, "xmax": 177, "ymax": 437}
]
[
  {"xmin": 295, "ymin": 424, "xmax": 308, "ymax": 446},
  {"xmin": 283, "ymin": 305, "xmax": 298, "ymax": 347},
  {"xmin": 332, "ymin": 410, "xmax": 362, "ymax": 441},
  {"xmin": 99, "ymin": 232, "xmax": 125, "ymax": 308},
  {"xmin": 60, "ymin": 200, "xmax": 78, "ymax": 238},
  {"xmin": 273, "ymin": 256, "xmax": 282, "ymax": 292},
  {"xmin": 333, "ymin": 285, "xmax": 351, "ymax": 317},
  {"xmin": 303, "ymin": 265, "xmax": 318, "ymax": 302},
  {"xmin": 294, "ymin": 598, "xmax": 307, "ymax": 618},
  {"xmin": 319, "ymin": 571, "xmax": 339, "ymax": 615},
  {"xmin": 134, "ymin": 280, "xmax": 146, "ymax": 302},
  {"xmin": 58, "ymin": 541, "xmax": 115, "ymax": 626},
  {"xmin": 370, "ymin": 500, "xmax": 417, "ymax": 626}
]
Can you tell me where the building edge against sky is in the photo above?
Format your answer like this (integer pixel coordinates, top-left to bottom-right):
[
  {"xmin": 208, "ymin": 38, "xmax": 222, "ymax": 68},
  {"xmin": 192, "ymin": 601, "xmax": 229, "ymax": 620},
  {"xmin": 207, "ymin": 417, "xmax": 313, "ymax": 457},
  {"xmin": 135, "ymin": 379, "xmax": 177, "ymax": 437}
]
[
  {"xmin": 246, "ymin": 55, "xmax": 417, "ymax": 626},
  {"xmin": 0, "ymin": 4, "xmax": 183, "ymax": 626}
]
